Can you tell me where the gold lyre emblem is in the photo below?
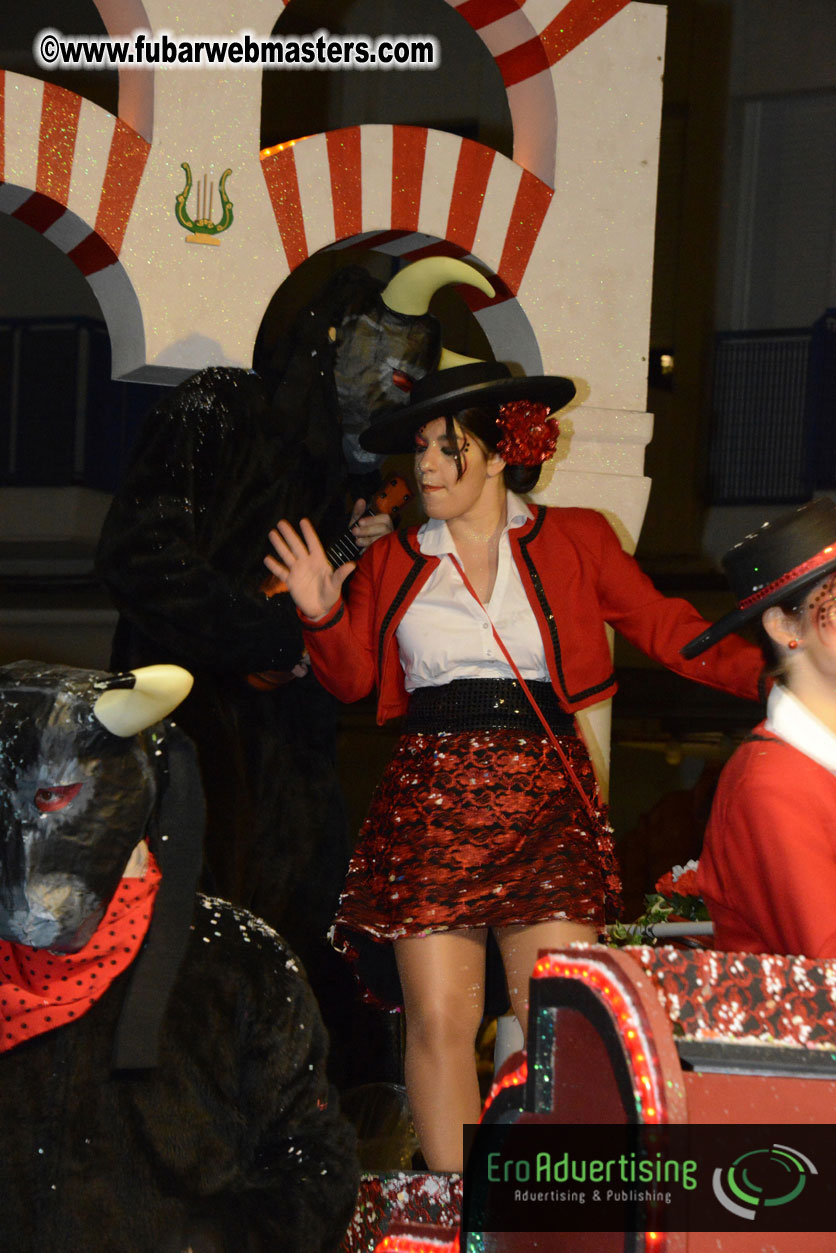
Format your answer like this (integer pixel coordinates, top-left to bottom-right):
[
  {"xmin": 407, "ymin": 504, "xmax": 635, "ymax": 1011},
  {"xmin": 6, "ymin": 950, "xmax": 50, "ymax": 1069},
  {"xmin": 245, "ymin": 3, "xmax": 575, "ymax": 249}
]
[{"xmin": 175, "ymin": 163, "xmax": 233, "ymax": 245}]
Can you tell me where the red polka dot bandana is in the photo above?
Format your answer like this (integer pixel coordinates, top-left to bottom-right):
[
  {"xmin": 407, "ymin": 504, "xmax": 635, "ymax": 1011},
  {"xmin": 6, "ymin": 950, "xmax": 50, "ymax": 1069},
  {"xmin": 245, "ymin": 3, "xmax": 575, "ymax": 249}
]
[{"xmin": 0, "ymin": 855, "xmax": 161, "ymax": 1052}]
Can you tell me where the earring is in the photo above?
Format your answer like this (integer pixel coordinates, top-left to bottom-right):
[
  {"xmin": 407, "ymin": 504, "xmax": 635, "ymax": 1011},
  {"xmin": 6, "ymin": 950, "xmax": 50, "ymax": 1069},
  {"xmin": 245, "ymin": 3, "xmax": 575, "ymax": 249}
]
[{"xmin": 788, "ymin": 639, "xmax": 799, "ymax": 650}]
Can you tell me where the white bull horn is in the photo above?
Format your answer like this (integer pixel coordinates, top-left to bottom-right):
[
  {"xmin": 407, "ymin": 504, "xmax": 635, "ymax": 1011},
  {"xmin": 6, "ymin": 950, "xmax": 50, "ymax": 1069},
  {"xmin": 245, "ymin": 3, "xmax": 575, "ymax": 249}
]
[
  {"xmin": 93, "ymin": 665, "xmax": 194, "ymax": 737},
  {"xmin": 381, "ymin": 257, "xmax": 494, "ymax": 316}
]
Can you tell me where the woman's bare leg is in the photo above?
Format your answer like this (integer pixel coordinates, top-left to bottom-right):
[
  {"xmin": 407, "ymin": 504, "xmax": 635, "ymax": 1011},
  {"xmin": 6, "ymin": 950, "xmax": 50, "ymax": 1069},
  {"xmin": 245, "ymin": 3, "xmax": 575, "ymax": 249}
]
[
  {"xmin": 494, "ymin": 919, "xmax": 597, "ymax": 1037},
  {"xmin": 394, "ymin": 928, "xmax": 488, "ymax": 1171}
]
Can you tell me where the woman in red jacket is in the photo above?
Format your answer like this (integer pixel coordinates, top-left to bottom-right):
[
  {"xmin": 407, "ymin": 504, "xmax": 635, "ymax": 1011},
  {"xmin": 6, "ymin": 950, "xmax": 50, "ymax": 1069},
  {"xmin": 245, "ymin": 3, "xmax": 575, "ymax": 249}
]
[
  {"xmin": 684, "ymin": 497, "xmax": 836, "ymax": 959},
  {"xmin": 267, "ymin": 360, "xmax": 764, "ymax": 1170}
]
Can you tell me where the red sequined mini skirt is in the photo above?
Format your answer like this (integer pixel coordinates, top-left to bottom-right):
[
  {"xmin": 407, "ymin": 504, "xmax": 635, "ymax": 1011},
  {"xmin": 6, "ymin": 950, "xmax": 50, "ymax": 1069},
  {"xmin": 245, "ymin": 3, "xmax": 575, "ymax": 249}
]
[{"xmin": 330, "ymin": 722, "xmax": 622, "ymax": 1008}]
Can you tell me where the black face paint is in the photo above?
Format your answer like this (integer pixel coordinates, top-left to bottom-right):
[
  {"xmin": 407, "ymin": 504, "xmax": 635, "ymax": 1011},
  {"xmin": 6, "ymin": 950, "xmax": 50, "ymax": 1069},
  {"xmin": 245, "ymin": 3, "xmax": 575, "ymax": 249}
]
[
  {"xmin": 443, "ymin": 415, "xmax": 468, "ymax": 481},
  {"xmin": 333, "ymin": 298, "xmax": 441, "ymax": 474}
]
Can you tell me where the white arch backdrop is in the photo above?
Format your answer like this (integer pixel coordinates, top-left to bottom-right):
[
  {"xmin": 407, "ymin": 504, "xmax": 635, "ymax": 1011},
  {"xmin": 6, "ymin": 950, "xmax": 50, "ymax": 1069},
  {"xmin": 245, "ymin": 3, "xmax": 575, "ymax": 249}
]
[{"xmin": 0, "ymin": 0, "xmax": 667, "ymax": 784}]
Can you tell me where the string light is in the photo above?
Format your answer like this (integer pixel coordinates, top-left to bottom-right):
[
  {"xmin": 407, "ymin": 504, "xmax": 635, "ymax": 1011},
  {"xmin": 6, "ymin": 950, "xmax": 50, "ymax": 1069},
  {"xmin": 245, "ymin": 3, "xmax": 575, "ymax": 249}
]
[
  {"xmin": 532, "ymin": 953, "xmax": 665, "ymax": 1124},
  {"xmin": 481, "ymin": 1057, "xmax": 528, "ymax": 1112},
  {"xmin": 259, "ymin": 136, "xmax": 311, "ymax": 158},
  {"xmin": 375, "ymin": 1233, "xmax": 459, "ymax": 1253}
]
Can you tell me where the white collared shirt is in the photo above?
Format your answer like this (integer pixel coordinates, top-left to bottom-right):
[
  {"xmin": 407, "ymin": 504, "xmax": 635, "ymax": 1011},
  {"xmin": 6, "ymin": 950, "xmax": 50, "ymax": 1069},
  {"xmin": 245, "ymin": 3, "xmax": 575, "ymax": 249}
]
[
  {"xmin": 765, "ymin": 685, "xmax": 836, "ymax": 774},
  {"xmin": 396, "ymin": 492, "xmax": 549, "ymax": 692}
]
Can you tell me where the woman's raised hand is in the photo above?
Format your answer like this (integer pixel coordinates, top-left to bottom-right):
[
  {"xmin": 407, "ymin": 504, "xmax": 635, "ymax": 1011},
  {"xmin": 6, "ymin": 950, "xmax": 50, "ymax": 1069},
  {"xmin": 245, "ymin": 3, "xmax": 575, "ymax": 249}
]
[{"xmin": 265, "ymin": 518, "xmax": 355, "ymax": 620}]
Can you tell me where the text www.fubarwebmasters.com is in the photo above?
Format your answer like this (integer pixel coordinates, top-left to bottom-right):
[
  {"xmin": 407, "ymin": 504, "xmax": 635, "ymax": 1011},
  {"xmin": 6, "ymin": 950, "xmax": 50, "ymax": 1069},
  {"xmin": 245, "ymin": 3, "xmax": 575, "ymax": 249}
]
[{"xmin": 34, "ymin": 28, "xmax": 440, "ymax": 71}]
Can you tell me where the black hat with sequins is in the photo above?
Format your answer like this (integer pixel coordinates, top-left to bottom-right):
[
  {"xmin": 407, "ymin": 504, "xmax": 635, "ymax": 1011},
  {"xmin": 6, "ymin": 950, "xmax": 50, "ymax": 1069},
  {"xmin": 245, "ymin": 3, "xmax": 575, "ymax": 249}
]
[{"xmin": 681, "ymin": 498, "xmax": 836, "ymax": 658}]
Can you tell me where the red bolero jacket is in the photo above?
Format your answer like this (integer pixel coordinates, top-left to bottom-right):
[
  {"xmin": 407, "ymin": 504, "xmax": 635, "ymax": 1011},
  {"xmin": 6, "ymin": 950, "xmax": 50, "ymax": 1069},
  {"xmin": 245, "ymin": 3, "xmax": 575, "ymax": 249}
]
[
  {"xmin": 699, "ymin": 728, "xmax": 836, "ymax": 957},
  {"xmin": 300, "ymin": 505, "xmax": 764, "ymax": 725}
]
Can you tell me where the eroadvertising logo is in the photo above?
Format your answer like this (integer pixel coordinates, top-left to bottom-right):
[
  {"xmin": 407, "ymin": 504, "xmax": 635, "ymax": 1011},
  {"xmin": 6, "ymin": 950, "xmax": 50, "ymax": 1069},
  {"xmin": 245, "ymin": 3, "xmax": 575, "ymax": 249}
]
[
  {"xmin": 461, "ymin": 1125, "xmax": 836, "ymax": 1235},
  {"xmin": 712, "ymin": 1143, "xmax": 817, "ymax": 1221}
]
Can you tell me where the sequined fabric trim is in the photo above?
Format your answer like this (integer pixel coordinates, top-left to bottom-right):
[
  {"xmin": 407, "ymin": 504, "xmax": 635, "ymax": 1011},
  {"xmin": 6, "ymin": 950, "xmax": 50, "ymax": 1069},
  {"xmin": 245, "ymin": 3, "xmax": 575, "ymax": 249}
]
[
  {"xmin": 331, "ymin": 728, "xmax": 621, "ymax": 1008},
  {"xmin": 627, "ymin": 945, "xmax": 836, "ymax": 1050},
  {"xmin": 737, "ymin": 545, "xmax": 836, "ymax": 610},
  {"xmin": 405, "ymin": 678, "xmax": 575, "ymax": 736}
]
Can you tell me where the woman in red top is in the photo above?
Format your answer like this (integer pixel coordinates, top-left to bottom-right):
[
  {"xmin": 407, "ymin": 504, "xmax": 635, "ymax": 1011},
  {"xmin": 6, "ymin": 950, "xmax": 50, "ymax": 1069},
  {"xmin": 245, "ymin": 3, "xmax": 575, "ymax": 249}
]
[
  {"xmin": 268, "ymin": 360, "xmax": 764, "ymax": 1170},
  {"xmin": 684, "ymin": 498, "xmax": 836, "ymax": 958}
]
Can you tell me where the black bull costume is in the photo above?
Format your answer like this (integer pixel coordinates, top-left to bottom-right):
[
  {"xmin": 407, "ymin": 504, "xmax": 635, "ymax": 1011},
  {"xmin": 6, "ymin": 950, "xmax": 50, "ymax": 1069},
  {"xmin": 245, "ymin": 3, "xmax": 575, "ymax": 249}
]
[
  {"xmin": 0, "ymin": 661, "xmax": 359, "ymax": 1253},
  {"xmin": 94, "ymin": 260, "xmax": 491, "ymax": 995}
]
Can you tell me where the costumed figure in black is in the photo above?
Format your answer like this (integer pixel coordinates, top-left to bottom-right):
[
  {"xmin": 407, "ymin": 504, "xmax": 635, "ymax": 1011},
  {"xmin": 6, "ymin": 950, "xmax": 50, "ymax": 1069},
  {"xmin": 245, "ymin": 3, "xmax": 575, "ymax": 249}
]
[
  {"xmin": 0, "ymin": 660, "xmax": 358, "ymax": 1253},
  {"xmin": 265, "ymin": 359, "xmax": 767, "ymax": 1170},
  {"xmin": 94, "ymin": 258, "xmax": 493, "ymax": 997}
]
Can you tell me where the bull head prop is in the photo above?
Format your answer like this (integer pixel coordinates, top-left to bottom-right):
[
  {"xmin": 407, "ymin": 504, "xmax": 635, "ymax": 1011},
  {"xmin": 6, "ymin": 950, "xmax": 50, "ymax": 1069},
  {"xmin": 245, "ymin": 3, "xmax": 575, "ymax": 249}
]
[
  {"xmin": 320, "ymin": 256, "xmax": 494, "ymax": 474},
  {"xmin": 0, "ymin": 661, "xmax": 201, "ymax": 1068}
]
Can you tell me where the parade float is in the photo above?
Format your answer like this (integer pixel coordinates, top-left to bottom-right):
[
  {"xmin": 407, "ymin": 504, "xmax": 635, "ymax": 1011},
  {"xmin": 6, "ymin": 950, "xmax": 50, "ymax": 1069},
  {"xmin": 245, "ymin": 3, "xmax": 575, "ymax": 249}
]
[{"xmin": 16, "ymin": 4, "xmax": 827, "ymax": 1251}]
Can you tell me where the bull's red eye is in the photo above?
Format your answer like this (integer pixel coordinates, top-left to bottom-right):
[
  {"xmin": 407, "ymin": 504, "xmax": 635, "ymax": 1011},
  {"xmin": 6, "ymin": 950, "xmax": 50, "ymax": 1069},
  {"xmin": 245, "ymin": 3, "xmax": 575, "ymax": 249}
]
[
  {"xmin": 35, "ymin": 783, "xmax": 83, "ymax": 813},
  {"xmin": 392, "ymin": 369, "xmax": 414, "ymax": 394}
]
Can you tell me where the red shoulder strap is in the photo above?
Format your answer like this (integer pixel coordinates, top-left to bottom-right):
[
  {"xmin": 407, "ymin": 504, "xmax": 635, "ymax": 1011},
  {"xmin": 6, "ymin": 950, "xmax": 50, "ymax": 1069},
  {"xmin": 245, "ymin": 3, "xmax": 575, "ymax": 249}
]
[{"xmin": 449, "ymin": 554, "xmax": 598, "ymax": 822}]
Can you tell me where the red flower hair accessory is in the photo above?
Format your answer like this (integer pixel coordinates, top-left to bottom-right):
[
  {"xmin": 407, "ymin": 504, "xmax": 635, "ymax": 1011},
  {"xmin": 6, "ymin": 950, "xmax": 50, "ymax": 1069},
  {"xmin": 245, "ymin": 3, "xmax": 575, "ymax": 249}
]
[{"xmin": 496, "ymin": 400, "xmax": 558, "ymax": 467}]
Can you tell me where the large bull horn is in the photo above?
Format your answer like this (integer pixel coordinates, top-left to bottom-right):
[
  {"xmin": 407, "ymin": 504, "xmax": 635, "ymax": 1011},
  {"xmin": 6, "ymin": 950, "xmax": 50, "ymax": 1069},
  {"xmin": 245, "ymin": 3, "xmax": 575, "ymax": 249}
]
[
  {"xmin": 93, "ymin": 665, "xmax": 193, "ymax": 737},
  {"xmin": 381, "ymin": 256, "xmax": 494, "ymax": 315},
  {"xmin": 437, "ymin": 348, "xmax": 485, "ymax": 370}
]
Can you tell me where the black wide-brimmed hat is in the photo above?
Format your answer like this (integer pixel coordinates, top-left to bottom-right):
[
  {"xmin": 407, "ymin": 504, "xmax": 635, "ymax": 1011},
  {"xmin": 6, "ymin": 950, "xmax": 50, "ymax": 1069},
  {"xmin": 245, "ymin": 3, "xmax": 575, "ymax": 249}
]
[
  {"xmin": 681, "ymin": 498, "xmax": 836, "ymax": 659},
  {"xmin": 359, "ymin": 360, "xmax": 576, "ymax": 455}
]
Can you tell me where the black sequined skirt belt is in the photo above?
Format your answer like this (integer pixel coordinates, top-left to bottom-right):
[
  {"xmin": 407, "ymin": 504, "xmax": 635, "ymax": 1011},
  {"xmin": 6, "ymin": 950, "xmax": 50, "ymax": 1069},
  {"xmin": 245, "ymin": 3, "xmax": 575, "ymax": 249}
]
[{"xmin": 404, "ymin": 678, "xmax": 576, "ymax": 737}]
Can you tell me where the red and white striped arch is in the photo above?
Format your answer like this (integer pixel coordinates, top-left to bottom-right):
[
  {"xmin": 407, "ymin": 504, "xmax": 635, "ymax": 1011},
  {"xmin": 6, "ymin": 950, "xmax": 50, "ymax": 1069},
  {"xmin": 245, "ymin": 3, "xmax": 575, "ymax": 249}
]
[
  {"xmin": 449, "ymin": 0, "xmax": 632, "ymax": 86},
  {"xmin": 0, "ymin": 71, "xmax": 148, "ymax": 354},
  {"xmin": 269, "ymin": 0, "xmax": 633, "ymax": 185},
  {"xmin": 0, "ymin": 0, "xmax": 660, "ymax": 403},
  {"xmin": 446, "ymin": 0, "xmax": 632, "ymax": 183},
  {"xmin": 261, "ymin": 125, "xmax": 551, "ymax": 298},
  {"xmin": 87, "ymin": 0, "xmax": 633, "ymax": 187}
]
